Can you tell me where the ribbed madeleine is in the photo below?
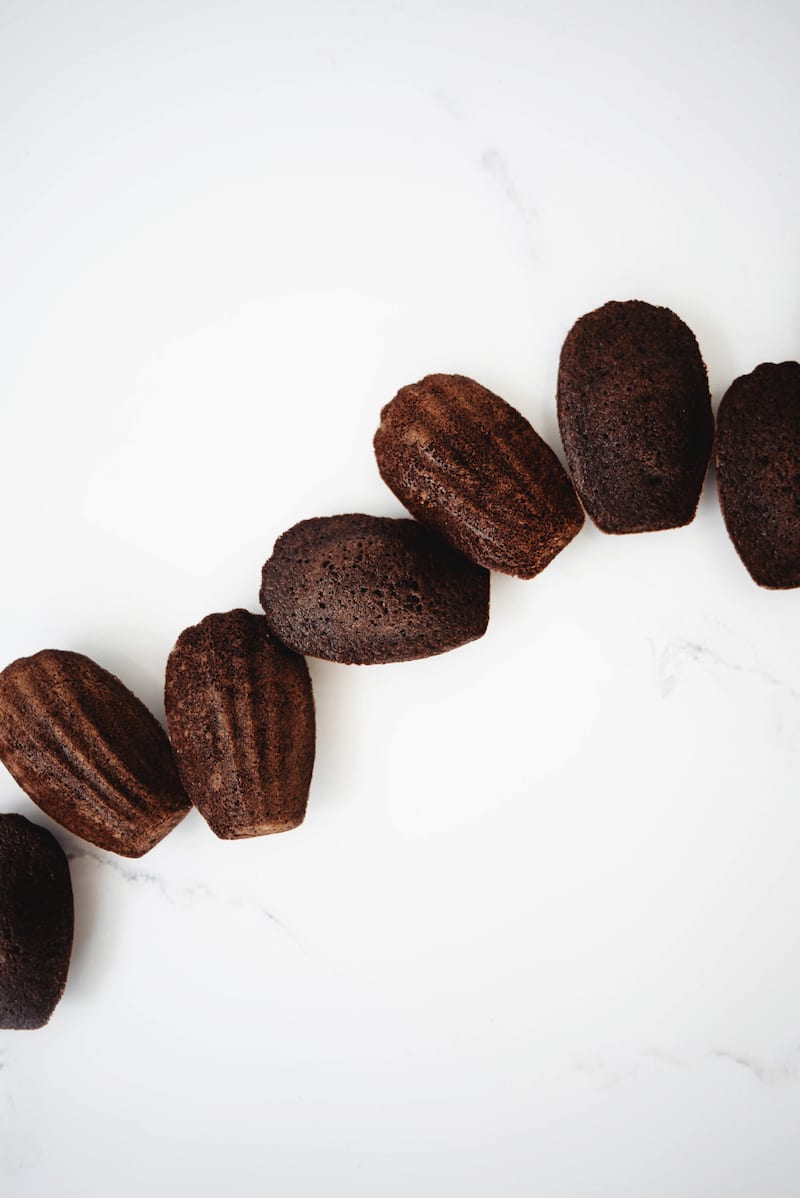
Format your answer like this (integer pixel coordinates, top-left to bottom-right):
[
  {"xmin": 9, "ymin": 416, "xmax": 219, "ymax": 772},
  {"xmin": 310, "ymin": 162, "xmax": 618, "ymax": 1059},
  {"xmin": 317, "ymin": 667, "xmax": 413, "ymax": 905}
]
[
  {"xmin": 164, "ymin": 610, "xmax": 315, "ymax": 839},
  {"xmin": 0, "ymin": 650, "xmax": 190, "ymax": 857},
  {"xmin": 374, "ymin": 373, "xmax": 584, "ymax": 577}
]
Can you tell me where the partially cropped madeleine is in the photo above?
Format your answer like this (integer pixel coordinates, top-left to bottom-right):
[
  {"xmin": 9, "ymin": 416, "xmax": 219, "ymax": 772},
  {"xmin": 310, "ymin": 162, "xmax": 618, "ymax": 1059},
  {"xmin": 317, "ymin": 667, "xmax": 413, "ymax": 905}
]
[
  {"xmin": 716, "ymin": 361, "xmax": 800, "ymax": 588},
  {"xmin": 0, "ymin": 814, "xmax": 74, "ymax": 1029},
  {"xmin": 0, "ymin": 650, "xmax": 190, "ymax": 857},
  {"xmin": 165, "ymin": 610, "xmax": 315, "ymax": 838}
]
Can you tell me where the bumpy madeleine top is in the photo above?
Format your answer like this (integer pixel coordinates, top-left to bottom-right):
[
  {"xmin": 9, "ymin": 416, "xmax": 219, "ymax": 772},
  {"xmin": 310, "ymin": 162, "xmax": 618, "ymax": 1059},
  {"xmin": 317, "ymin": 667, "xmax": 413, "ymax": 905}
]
[
  {"xmin": 557, "ymin": 300, "xmax": 713, "ymax": 534},
  {"xmin": 259, "ymin": 514, "xmax": 490, "ymax": 664}
]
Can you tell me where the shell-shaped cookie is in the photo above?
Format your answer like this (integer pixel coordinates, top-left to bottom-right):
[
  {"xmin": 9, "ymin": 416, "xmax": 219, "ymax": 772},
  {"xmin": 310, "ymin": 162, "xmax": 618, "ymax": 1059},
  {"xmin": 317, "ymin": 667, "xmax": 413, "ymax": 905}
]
[
  {"xmin": 165, "ymin": 610, "xmax": 316, "ymax": 838},
  {"xmin": 259, "ymin": 514, "xmax": 490, "ymax": 664},
  {"xmin": 0, "ymin": 650, "xmax": 190, "ymax": 857},
  {"xmin": 374, "ymin": 373, "xmax": 584, "ymax": 578},
  {"xmin": 0, "ymin": 813, "xmax": 74, "ymax": 1029},
  {"xmin": 557, "ymin": 300, "xmax": 713, "ymax": 533},
  {"xmin": 716, "ymin": 361, "xmax": 800, "ymax": 588}
]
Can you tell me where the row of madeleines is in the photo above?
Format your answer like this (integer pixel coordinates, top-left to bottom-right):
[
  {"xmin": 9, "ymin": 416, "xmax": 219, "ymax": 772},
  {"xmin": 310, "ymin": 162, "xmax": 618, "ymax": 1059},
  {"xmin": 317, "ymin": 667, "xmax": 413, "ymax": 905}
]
[{"xmin": 1, "ymin": 298, "xmax": 798, "ymax": 1027}]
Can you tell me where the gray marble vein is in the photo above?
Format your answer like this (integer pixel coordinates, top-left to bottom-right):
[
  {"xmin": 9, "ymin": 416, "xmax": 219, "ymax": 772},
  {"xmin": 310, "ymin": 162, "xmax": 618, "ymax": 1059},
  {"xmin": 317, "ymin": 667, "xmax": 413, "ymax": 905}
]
[
  {"xmin": 575, "ymin": 1046, "xmax": 800, "ymax": 1089},
  {"xmin": 710, "ymin": 1048, "xmax": 800, "ymax": 1084},
  {"xmin": 65, "ymin": 845, "xmax": 331, "ymax": 973},
  {"xmin": 480, "ymin": 148, "xmax": 538, "ymax": 258},
  {"xmin": 651, "ymin": 635, "xmax": 800, "ymax": 702}
]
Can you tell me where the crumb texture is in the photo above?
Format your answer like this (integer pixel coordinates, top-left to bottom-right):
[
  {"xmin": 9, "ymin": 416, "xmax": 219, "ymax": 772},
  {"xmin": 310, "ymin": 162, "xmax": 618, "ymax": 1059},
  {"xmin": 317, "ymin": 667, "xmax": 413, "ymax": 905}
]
[
  {"xmin": 716, "ymin": 361, "xmax": 800, "ymax": 588},
  {"xmin": 0, "ymin": 814, "xmax": 73, "ymax": 1029},
  {"xmin": 557, "ymin": 299, "xmax": 713, "ymax": 533},
  {"xmin": 260, "ymin": 514, "xmax": 490, "ymax": 664},
  {"xmin": 0, "ymin": 651, "xmax": 190, "ymax": 857},
  {"xmin": 165, "ymin": 609, "xmax": 315, "ymax": 839},
  {"xmin": 374, "ymin": 373, "xmax": 584, "ymax": 577}
]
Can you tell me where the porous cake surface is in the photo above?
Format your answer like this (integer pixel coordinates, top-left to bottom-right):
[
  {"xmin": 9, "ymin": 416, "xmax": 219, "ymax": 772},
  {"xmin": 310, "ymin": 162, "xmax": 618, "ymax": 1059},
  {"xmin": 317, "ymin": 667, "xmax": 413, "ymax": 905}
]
[
  {"xmin": 716, "ymin": 360, "xmax": 800, "ymax": 588},
  {"xmin": 0, "ymin": 813, "xmax": 74, "ymax": 1030},
  {"xmin": 557, "ymin": 299, "xmax": 713, "ymax": 533},
  {"xmin": 260, "ymin": 514, "xmax": 490, "ymax": 664}
]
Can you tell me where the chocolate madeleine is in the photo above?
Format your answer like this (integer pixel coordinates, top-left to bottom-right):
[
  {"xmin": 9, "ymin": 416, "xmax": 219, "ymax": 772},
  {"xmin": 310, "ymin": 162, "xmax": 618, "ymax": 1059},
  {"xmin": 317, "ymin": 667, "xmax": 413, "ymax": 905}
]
[
  {"xmin": 557, "ymin": 300, "xmax": 713, "ymax": 533},
  {"xmin": 0, "ymin": 651, "xmax": 190, "ymax": 857},
  {"xmin": 259, "ymin": 514, "xmax": 490, "ymax": 664},
  {"xmin": 374, "ymin": 373, "xmax": 584, "ymax": 578},
  {"xmin": 0, "ymin": 813, "xmax": 73, "ymax": 1029},
  {"xmin": 165, "ymin": 610, "xmax": 315, "ymax": 838},
  {"xmin": 716, "ymin": 361, "xmax": 800, "ymax": 588}
]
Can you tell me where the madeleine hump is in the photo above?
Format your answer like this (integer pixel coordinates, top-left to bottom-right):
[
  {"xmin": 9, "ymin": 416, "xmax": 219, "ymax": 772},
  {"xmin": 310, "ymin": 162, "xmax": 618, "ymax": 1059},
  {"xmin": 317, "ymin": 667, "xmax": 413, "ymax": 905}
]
[
  {"xmin": 259, "ymin": 514, "xmax": 490, "ymax": 665},
  {"xmin": 165, "ymin": 609, "xmax": 316, "ymax": 838},
  {"xmin": 557, "ymin": 299, "xmax": 713, "ymax": 533},
  {"xmin": 0, "ymin": 814, "xmax": 74, "ymax": 1029},
  {"xmin": 374, "ymin": 373, "xmax": 584, "ymax": 578},
  {"xmin": 0, "ymin": 650, "xmax": 190, "ymax": 857}
]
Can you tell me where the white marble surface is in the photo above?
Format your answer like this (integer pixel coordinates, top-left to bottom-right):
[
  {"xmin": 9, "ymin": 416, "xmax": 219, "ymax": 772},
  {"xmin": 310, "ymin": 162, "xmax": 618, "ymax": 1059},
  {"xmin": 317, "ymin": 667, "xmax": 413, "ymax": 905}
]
[{"xmin": 2, "ymin": 2, "xmax": 800, "ymax": 1194}]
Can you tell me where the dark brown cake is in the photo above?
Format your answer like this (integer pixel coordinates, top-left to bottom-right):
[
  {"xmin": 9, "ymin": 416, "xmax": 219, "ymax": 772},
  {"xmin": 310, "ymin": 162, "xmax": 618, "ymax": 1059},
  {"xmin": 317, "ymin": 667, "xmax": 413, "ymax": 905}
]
[
  {"xmin": 557, "ymin": 299, "xmax": 713, "ymax": 533},
  {"xmin": 259, "ymin": 514, "xmax": 490, "ymax": 664},
  {"xmin": 374, "ymin": 373, "xmax": 585, "ymax": 578},
  {"xmin": 716, "ymin": 361, "xmax": 800, "ymax": 588},
  {"xmin": 0, "ymin": 650, "xmax": 191, "ymax": 857},
  {"xmin": 165, "ymin": 610, "xmax": 316, "ymax": 838},
  {"xmin": 0, "ymin": 813, "xmax": 74, "ymax": 1029}
]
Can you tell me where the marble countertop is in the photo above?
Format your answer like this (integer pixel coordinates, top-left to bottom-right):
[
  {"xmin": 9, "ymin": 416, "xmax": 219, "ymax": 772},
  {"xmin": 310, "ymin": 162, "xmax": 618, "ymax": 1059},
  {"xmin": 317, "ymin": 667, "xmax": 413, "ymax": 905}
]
[{"xmin": 2, "ymin": 2, "xmax": 799, "ymax": 1195}]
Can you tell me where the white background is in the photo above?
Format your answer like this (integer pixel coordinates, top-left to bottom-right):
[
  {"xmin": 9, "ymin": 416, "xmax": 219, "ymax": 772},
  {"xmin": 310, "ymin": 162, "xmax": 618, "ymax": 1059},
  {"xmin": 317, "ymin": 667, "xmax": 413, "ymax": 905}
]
[{"xmin": 2, "ymin": 2, "xmax": 800, "ymax": 1195}]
